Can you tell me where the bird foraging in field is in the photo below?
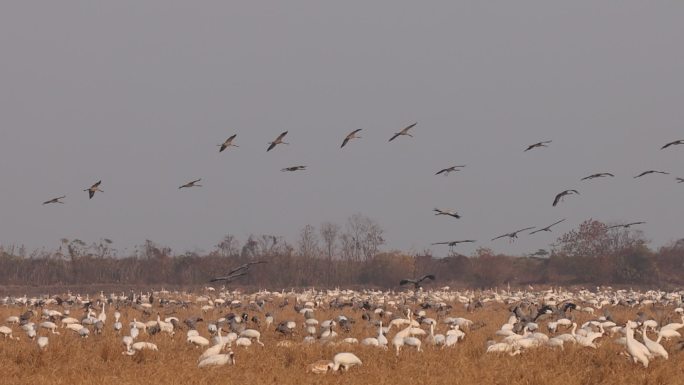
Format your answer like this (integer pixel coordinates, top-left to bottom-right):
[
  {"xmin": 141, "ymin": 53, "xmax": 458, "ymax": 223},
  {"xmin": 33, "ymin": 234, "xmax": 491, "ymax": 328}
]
[
  {"xmin": 399, "ymin": 274, "xmax": 435, "ymax": 289},
  {"xmin": 43, "ymin": 195, "xmax": 66, "ymax": 205},
  {"xmin": 524, "ymin": 140, "xmax": 551, "ymax": 152},
  {"xmin": 552, "ymin": 190, "xmax": 579, "ymax": 207},
  {"xmin": 267, "ymin": 131, "xmax": 289, "ymax": 152},
  {"xmin": 388, "ymin": 123, "xmax": 417, "ymax": 142},
  {"xmin": 218, "ymin": 134, "xmax": 238, "ymax": 152},
  {"xmin": 84, "ymin": 181, "xmax": 103, "ymax": 199},
  {"xmin": 179, "ymin": 178, "xmax": 202, "ymax": 189},
  {"xmin": 341, "ymin": 129, "xmax": 362, "ymax": 148},
  {"xmin": 433, "ymin": 208, "xmax": 461, "ymax": 218}
]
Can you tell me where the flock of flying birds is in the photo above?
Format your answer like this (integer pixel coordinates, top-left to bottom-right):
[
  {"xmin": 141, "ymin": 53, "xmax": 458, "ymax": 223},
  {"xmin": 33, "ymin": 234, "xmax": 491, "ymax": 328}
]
[{"xmin": 40, "ymin": 127, "xmax": 682, "ymax": 252}]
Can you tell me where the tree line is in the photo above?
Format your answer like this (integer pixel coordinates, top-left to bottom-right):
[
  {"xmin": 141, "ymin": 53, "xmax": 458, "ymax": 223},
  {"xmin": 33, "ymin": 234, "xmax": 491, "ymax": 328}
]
[{"xmin": 1, "ymin": 216, "xmax": 683, "ymax": 290}]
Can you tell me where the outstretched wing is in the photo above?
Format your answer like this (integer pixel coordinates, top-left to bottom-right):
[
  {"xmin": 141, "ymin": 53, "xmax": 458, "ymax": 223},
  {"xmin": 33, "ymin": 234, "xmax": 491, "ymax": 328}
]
[
  {"xmin": 267, "ymin": 142, "xmax": 276, "ymax": 152},
  {"xmin": 552, "ymin": 192, "xmax": 562, "ymax": 206},
  {"xmin": 388, "ymin": 132, "xmax": 401, "ymax": 142},
  {"xmin": 418, "ymin": 274, "xmax": 435, "ymax": 283}
]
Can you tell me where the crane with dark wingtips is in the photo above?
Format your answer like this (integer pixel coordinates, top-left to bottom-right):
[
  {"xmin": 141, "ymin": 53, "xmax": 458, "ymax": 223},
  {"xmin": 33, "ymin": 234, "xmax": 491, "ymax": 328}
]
[
  {"xmin": 607, "ymin": 222, "xmax": 646, "ymax": 230},
  {"xmin": 552, "ymin": 190, "xmax": 579, "ymax": 207},
  {"xmin": 634, "ymin": 170, "xmax": 669, "ymax": 178},
  {"xmin": 492, "ymin": 227, "xmax": 536, "ymax": 242},
  {"xmin": 431, "ymin": 240, "xmax": 476, "ymax": 252},
  {"xmin": 267, "ymin": 131, "xmax": 289, "ymax": 152},
  {"xmin": 435, "ymin": 165, "xmax": 466, "ymax": 176},
  {"xmin": 530, "ymin": 219, "xmax": 566, "ymax": 235},
  {"xmin": 341, "ymin": 129, "xmax": 362, "ymax": 148},
  {"xmin": 209, "ymin": 261, "xmax": 267, "ymax": 283},
  {"xmin": 218, "ymin": 134, "xmax": 238, "ymax": 152},
  {"xmin": 581, "ymin": 173, "xmax": 614, "ymax": 181},
  {"xmin": 433, "ymin": 208, "xmax": 461, "ymax": 219},
  {"xmin": 43, "ymin": 195, "xmax": 66, "ymax": 205},
  {"xmin": 524, "ymin": 140, "xmax": 552, "ymax": 152},
  {"xmin": 179, "ymin": 178, "xmax": 202, "ymax": 189},
  {"xmin": 84, "ymin": 181, "xmax": 103, "ymax": 199},
  {"xmin": 399, "ymin": 274, "xmax": 435, "ymax": 289},
  {"xmin": 388, "ymin": 122, "xmax": 417, "ymax": 142},
  {"xmin": 661, "ymin": 140, "xmax": 684, "ymax": 150}
]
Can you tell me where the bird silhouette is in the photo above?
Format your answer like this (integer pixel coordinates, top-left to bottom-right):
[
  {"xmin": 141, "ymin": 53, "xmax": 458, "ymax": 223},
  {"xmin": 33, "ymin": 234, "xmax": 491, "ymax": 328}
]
[
  {"xmin": 530, "ymin": 219, "xmax": 566, "ymax": 235},
  {"xmin": 210, "ymin": 261, "xmax": 267, "ymax": 283},
  {"xmin": 433, "ymin": 208, "xmax": 461, "ymax": 218},
  {"xmin": 42, "ymin": 195, "xmax": 66, "ymax": 205},
  {"xmin": 661, "ymin": 140, "xmax": 684, "ymax": 150},
  {"xmin": 634, "ymin": 170, "xmax": 669, "ymax": 178},
  {"xmin": 218, "ymin": 134, "xmax": 238, "ymax": 152},
  {"xmin": 84, "ymin": 181, "xmax": 103, "ymax": 199},
  {"xmin": 607, "ymin": 222, "xmax": 646, "ymax": 230},
  {"xmin": 492, "ymin": 227, "xmax": 536, "ymax": 241},
  {"xmin": 267, "ymin": 131, "xmax": 289, "ymax": 152},
  {"xmin": 435, "ymin": 165, "xmax": 466, "ymax": 176},
  {"xmin": 399, "ymin": 274, "xmax": 435, "ymax": 289},
  {"xmin": 581, "ymin": 173, "xmax": 614, "ymax": 181},
  {"xmin": 552, "ymin": 190, "xmax": 579, "ymax": 207},
  {"xmin": 524, "ymin": 140, "xmax": 552, "ymax": 152},
  {"xmin": 179, "ymin": 179, "xmax": 202, "ymax": 189},
  {"xmin": 341, "ymin": 129, "xmax": 362, "ymax": 148},
  {"xmin": 281, "ymin": 166, "xmax": 306, "ymax": 172},
  {"xmin": 388, "ymin": 123, "xmax": 417, "ymax": 142}
]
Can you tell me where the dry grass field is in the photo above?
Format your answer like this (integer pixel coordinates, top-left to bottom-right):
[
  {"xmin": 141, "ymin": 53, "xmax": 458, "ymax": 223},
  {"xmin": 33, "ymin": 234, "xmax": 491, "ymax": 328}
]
[{"xmin": 1, "ymin": 296, "xmax": 684, "ymax": 385}]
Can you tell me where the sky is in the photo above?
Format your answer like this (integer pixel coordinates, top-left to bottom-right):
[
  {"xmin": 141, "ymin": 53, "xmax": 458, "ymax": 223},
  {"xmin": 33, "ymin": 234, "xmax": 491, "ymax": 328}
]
[{"xmin": 0, "ymin": 1, "xmax": 682, "ymax": 257}]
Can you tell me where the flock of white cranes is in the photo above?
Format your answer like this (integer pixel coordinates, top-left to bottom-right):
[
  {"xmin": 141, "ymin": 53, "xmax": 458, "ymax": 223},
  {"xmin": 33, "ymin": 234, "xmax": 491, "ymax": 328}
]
[{"xmin": 2, "ymin": 285, "xmax": 684, "ymax": 373}]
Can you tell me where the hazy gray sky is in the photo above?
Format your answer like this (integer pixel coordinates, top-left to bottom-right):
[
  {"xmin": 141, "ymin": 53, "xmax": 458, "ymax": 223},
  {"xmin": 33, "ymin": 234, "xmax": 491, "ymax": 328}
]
[{"xmin": 1, "ymin": 1, "xmax": 682, "ymax": 257}]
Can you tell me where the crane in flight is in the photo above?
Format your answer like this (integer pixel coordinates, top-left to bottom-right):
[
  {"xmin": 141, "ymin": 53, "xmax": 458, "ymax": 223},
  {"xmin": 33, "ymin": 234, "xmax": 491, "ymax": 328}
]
[
  {"xmin": 552, "ymin": 190, "xmax": 579, "ymax": 207},
  {"xmin": 581, "ymin": 173, "xmax": 614, "ymax": 181},
  {"xmin": 607, "ymin": 222, "xmax": 646, "ymax": 230},
  {"xmin": 492, "ymin": 227, "xmax": 536, "ymax": 242},
  {"xmin": 432, "ymin": 240, "xmax": 476, "ymax": 252},
  {"xmin": 179, "ymin": 179, "xmax": 202, "ymax": 189},
  {"xmin": 281, "ymin": 166, "xmax": 306, "ymax": 172},
  {"xmin": 634, "ymin": 170, "xmax": 669, "ymax": 178},
  {"xmin": 209, "ymin": 261, "xmax": 267, "ymax": 283},
  {"xmin": 399, "ymin": 274, "xmax": 435, "ymax": 289},
  {"xmin": 84, "ymin": 181, "xmax": 103, "ymax": 199},
  {"xmin": 433, "ymin": 208, "xmax": 461, "ymax": 219},
  {"xmin": 388, "ymin": 122, "xmax": 417, "ymax": 142},
  {"xmin": 218, "ymin": 134, "xmax": 238, "ymax": 152},
  {"xmin": 530, "ymin": 219, "xmax": 566, "ymax": 235},
  {"xmin": 661, "ymin": 139, "xmax": 684, "ymax": 150},
  {"xmin": 435, "ymin": 165, "xmax": 466, "ymax": 176},
  {"xmin": 43, "ymin": 195, "xmax": 66, "ymax": 205},
  {"xmin": 524, "ymin": 140, "xmax": 552, "ymax": 152},
  {"xmin": 677, "ymin": 178, "xmax": 684, "ymax": 183},
  {"xmin": 341, "ymin": 129, "xmax": 362, "ymax": 148},
  {"xmin": 267, "ymin": 131, "xmax": 289, "ymax": 152}
]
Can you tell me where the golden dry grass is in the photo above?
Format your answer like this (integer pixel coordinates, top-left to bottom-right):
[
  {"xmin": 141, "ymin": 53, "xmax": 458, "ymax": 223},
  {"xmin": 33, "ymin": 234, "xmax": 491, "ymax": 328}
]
[{"xmin": 1, "ymin": 300, "xmax": 684, "ymax": 385}]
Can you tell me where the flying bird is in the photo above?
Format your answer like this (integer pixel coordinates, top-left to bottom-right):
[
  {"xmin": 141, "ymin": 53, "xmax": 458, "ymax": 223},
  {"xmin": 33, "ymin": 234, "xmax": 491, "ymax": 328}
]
[
  {"xmin": 341, "ymin": 129, "xmax": 362, "ymax": 148},
  {"xmin": 281, "ymin": 166, "xmax": 306, "ymax": 172},
  {"xmin": 492, "ymin": 227, "xmax": 536, "ymax": 242},
  {"xmin": 179, "ymin": 178, "xmax": 202, "ymax": 189},
  {"xmin": 42, "ymin": 195, "xmax": 66, "ymax": 205},
  {"xmin": 524, "ymin": 140, "xmax": 552, "ymax": 152},
  {"xmin": 399, "ymin": 274, "xmax": 435, "ymax": 289},
  {"xmin": 218, "ymin": 134, "xmax": 238, "ymax": 152},
  {"xmin": 210, "ymin": 261, "xmax": 267, "ymax": 283},
  {"xmin": 677, "ymin": 178, "xmax": 684, "ymax": 183},
  {"xmin": 435, "ymin": 165, "xmax": 466, "ymax": 176},
  {"xmin": 84, "ymin": 181, "xmax": 103, "ymax": 199},
  {"xmin": 267, "ymin": 131, "xmax": 289, "ymax": 152},
  {"xmin": 433, "ymin": 208, "xmax": 461, "ymax": 219},
  {"xmin": 581, "ymin": 173, "xmax": 614, "ymax": 181},
  {"xmin": 529, "ymin": 219, "xmax": 566, "ymax": 235},
  {"xmin": 607, "ymin": 222, "xmax": 646, "ymax": 230},
  {"xmin": 431, "ymin": 240, "xmax": 476, "ymax": 246},
  {"xmin": 388, "ymin": 122, "xmax": 417, "ymax": 142},
  {"xmin": 634, "ymin": 170, "xmax": 669, "ymax": 178},
  {"xmin": 552, "ymin": 190, "xmax": 579, "ymax": 207},
  {"xmin": 661, "ymin": 140, "xmax": 684, "ymax": 150}
]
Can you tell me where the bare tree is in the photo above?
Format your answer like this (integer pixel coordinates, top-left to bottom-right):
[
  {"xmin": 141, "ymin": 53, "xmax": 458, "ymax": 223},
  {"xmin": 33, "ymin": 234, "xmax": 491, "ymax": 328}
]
[
  {"xmin": 298, "ymin": 224, "xmax": 320, "ymax": 259},
  {"xmin": 215, "ymin": 234, "xmax": 240, "ymax": 257},
  {"xmin": 320, "ymin": 222, "xmax": 340, "ymax": 259}
]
